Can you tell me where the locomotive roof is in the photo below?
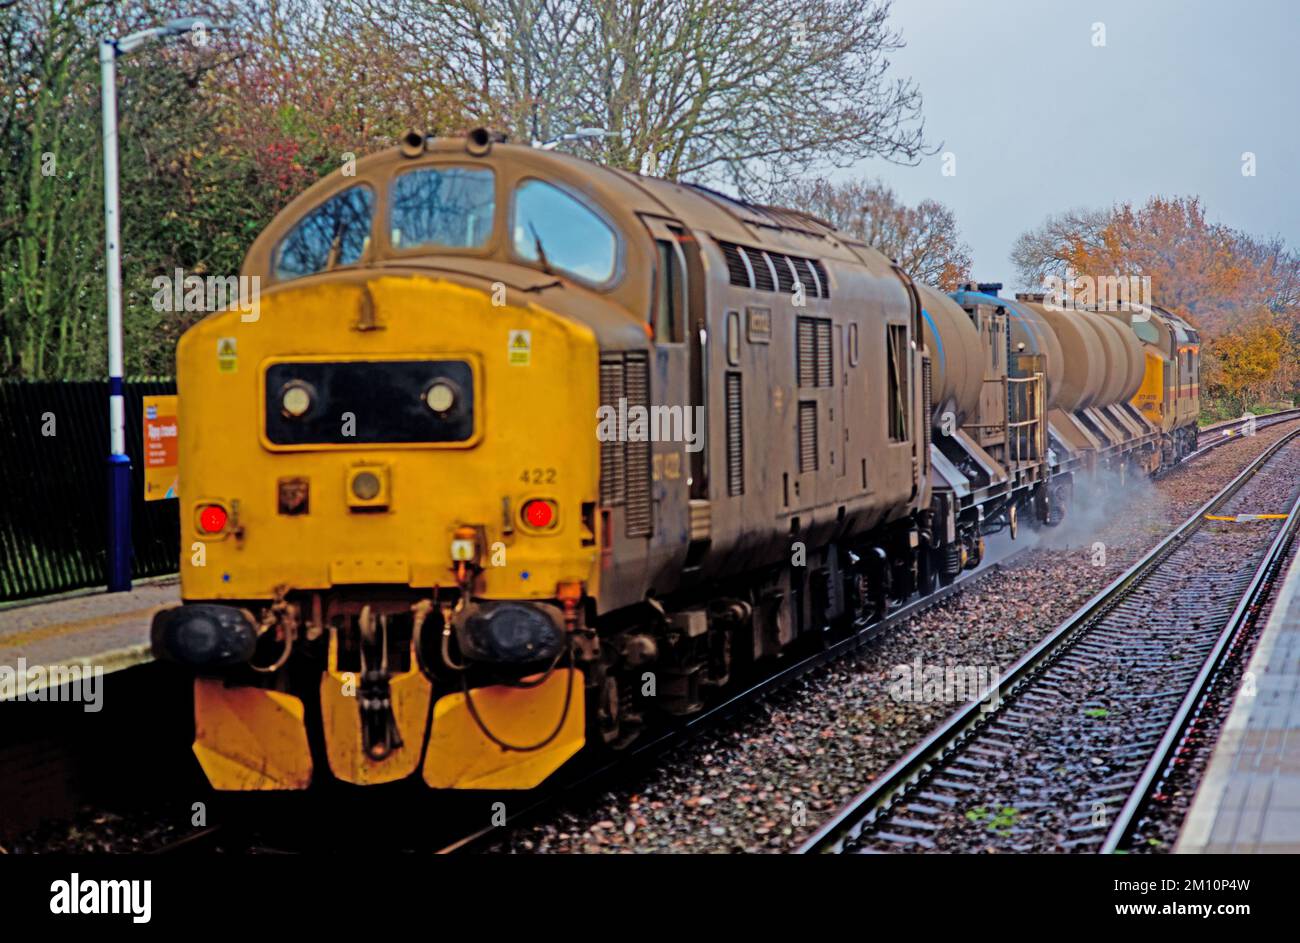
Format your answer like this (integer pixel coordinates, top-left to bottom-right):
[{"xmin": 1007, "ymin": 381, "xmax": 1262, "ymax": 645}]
[{"xmin": 244, "ymin": 131, "xmax": 870, "ymax": 281}]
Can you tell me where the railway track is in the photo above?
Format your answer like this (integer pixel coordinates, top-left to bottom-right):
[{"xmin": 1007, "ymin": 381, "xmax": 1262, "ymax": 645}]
[
  {"xmin": 798, "ymin": 428, "xmax": 1300, "ymax": 854},
  {"xmin": 1187, "ymin": 407, "xmax": 1300, "ymax": 462}
]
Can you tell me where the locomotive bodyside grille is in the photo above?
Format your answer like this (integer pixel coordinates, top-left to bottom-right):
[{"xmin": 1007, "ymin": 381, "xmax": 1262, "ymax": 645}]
[
  {"xmin": 815, "ymin": 319, "xmax": 833, "ymax": 387},
  {"xmin": 797, "ymin": 316, "xmax": 833, "ymax": 389},
  {"xmin": 773, "ymin": 253, "xmax": 797, "ymax": 294},
  {"xmin": 798, "ymin": 401, "xmax": 818, "ymax": 472},
  {"xmin": 715, "ymin": 239, "xmax": 825, "ymax": 298},
  {"xmin": 922, "ymin": 355, "xmax": 933, "ymax": 469},
  {"xmin": 811, "ymin": 259, "xmax": 830, "ymax": 298},
  {"xmin": 599, "ymin": 357, "xmax": 626, "ymax": 506},
  {"xmin": 623, "ymin": 352, "xmax": 653, "ymax": 538},
  {"xmin": 747, "ymin": 248, "xmax": 776, "ymax": 291},
  {"xmin": 797, "ymin": 317, "xmax": 816, "ymax": 388},
  {"xmin": 725, "ymin": 371, "xmax": 744, "ymax": 496},
  {"xmin": 720, "ymin": 242, "xmax": 752, "ymax": 288}
]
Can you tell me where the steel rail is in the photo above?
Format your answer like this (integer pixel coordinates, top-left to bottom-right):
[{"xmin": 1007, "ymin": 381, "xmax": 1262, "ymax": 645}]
[
  {"xmin": 1187, "ymin": 408, "xmax": 1300, "ymax": 462},
  {"xmin": 798, "ymin": 427, "xmax": 1300, "ymax": 854},
  {"xmin": 1099, "ymin": 480, "xmax": 1300, "ymax": 853},
  {"xmin": 1199, "ymin": 407, "xmax": 1300, "ymax": 434}
]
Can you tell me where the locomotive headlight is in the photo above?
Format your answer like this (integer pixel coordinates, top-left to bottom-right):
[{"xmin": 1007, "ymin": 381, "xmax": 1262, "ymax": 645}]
[
  {"xmin": 280, "ymin": 381, "xmax": 313, "ymax": 418},
  {"xmin": 351, "ymin": 471, "xmax": 382, "ymax": 500},
  {"xmin": 345, "ymin": 464, "xmax": 390, "ymax": 510},
  {"xmin": 424, "ymin": 381, "xmax": 456, "ymax": 414}
]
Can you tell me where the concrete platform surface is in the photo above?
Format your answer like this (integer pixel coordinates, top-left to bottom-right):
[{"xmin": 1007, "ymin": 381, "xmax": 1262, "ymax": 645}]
[{"xmin": 0, "ymin": 580, "xmax": 178, "ymax": 698}]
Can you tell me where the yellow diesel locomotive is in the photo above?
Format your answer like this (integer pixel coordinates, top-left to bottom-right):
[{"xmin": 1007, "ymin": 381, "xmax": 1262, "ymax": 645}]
[{"xmin": 151, "ymin": 129, "xmax": 1198, "ymax": 792}]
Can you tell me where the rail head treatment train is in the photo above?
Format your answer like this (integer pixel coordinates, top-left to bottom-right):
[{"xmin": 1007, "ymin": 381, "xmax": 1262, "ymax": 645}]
[{"xmin": 150, "ymin": 129, "xmax": 1200, "ymax": 792}]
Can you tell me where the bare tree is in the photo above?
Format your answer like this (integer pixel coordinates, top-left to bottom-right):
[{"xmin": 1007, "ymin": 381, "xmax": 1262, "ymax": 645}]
[
  {"xmin": 1008, "ymin": 206, "xmax": 1111, "ymax": 290},
  {"xmin": 349, "ymin": 0, "xmax": 932, "ymax": 194},
  {"xmin": 771, "ymin": 177, "xmax": 971, "ymax": 289}
]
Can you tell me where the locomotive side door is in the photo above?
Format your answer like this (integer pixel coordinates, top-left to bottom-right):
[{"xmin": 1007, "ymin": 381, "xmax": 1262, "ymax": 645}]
[{"xmin": 640, "ymin": 216, "xmax": 700, "ymax": 584}]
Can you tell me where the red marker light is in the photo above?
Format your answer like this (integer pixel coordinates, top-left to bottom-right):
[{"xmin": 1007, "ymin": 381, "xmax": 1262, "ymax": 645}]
[
  {"xmin": 523, "ymin": 499, "xmax": 555, "ymax": 529},
  {"xmin": 198, "ymin": 505, "xmax": 228, "ymax": 534}
]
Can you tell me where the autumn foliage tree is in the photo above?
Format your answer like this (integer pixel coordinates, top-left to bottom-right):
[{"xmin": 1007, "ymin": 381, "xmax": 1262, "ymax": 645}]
[
  {"xmin": 1203, "ymin": 320, "xmax": 1285, "ymax": 415},
  {"xmin": 1012, "ymin": 196, "xmax": 1300, "ymax": 415},
  {"xmin": 771, "ymin": 177, "xmax": 971, "ymax": 289}
]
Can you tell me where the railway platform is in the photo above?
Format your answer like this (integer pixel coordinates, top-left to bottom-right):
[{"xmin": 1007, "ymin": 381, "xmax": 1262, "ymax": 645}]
[
  {"xmin": 1177, "ymin": 544, "xmax": 1300, "ymax": 853},
  {"xmin": 0, "ymin": 579, "xmax": 175, "ymax": 699}
]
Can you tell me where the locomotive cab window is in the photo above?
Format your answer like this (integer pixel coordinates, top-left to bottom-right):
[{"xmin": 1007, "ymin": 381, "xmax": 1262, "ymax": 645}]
[
  {"xmin": 1133, "ymin": 317, "xmax": 1159, "ymax": 344},
  {"xmin": 512, "ymin": 179, "xmax": 618, "ymax": 284},
  {"xmin": 390, "ymin": 166, "xmax": 495, "ymax": 250},
  {"xmin": 273, "ymin": 185, "xmax": 374, "ymax": 281},
  {"xmin": 887, "ymin": 324, "xmax": 910, "ymax": 442},
  {"xmin": 653, "ymin": 237, "xmax": 687, "ymax": 343}
]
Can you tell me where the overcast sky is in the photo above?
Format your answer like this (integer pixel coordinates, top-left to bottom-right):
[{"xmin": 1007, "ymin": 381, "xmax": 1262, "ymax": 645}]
[{"xmin": 851, "ymin": 0, "xmax": 1300, "ymax": 286}]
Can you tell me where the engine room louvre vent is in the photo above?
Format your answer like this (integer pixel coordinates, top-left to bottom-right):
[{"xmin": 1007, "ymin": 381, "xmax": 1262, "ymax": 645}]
[
  {"xmin": 798, "ymin": 401, "xmax": 818, "ymax": 473},
  {"xmin": 815, "ymin": 319, "xmax": 833, "ymax": 387},
  {"xmin": 747, "ymin": 248, "xmax": 776, "ymax": 292},
  {"xmin": 773, "ymin": 253, "xmax": 797, "ymax": 294},
  {"xmin": 599, "ymin": 356, "xmax": 627, "ymax": 506},
  {"xmin": 797, "ymin": 317, "xmax": 816, "ymax": 388},
  {"xmin": 798, "ymin": 258, "xmax": 820, "ymax": 298},
  {"xmin": 811, "ymin": 259, "xmax": 830, "ymax": 299},
  {"xmin": 714, "ymin": 238, "xmax": 826, "ymax": 299},
  {"xmin": 922, "ymin": 356, "xmax": 933, "ymax": 463},
  {"xmin": 797, "ymin": 316, "xmax": 833, "ymax": 388},
  {"xmin": 623, "ymin": 352, "xmax": 654, "ymax": 538},
  {"xmin": 720, "ymin": 242, "xmax": 751, "ymax": 288},
  {"xmin": 725, "ymin": 371, "xmax": 744, "ymax": 496}
]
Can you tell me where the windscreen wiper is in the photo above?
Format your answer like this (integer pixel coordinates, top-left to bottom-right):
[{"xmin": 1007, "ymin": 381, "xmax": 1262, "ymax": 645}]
[{"xmin": 529, "ymin": 222, "xmax": 554, "ymax": 275}]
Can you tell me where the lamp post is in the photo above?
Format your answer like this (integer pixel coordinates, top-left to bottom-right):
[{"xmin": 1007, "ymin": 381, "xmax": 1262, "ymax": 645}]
[
  {"xmin": 100, "ymin": 16, "xmax": 224, "ymax": 591},
  {"xmin": 532, "ymin": 127, "xmax": 616, "ymax": 150}
]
